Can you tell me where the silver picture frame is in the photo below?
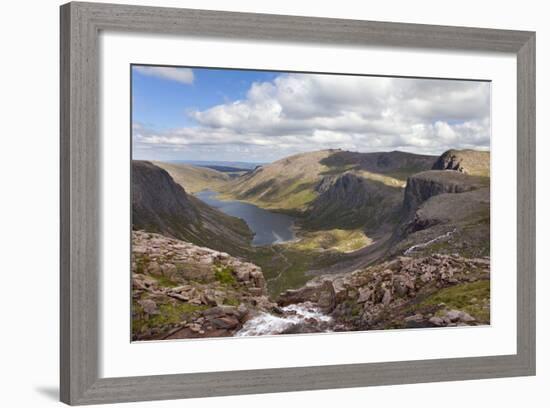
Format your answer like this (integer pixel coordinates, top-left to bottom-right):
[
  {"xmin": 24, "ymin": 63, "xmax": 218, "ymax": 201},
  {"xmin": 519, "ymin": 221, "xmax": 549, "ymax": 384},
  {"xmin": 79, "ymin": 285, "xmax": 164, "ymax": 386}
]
[{"xmin": 60, "ymin": 2, "xmax": 536, "ymax": 405}]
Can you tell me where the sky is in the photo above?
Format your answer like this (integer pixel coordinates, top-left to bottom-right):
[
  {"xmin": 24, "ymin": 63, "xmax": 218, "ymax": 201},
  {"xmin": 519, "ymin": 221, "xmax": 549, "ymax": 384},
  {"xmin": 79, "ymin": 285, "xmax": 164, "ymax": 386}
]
[{"xmin": 132, "ymin": 65, "xmax": 491, "ymax": 163}]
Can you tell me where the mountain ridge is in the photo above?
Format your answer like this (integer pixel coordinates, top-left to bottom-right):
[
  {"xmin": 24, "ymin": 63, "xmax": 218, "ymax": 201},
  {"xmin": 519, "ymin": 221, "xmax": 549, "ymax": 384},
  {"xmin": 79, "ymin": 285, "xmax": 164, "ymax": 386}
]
[{"xmin": 217, "ymin": 149, "xmax": 437, "ymax": 219}]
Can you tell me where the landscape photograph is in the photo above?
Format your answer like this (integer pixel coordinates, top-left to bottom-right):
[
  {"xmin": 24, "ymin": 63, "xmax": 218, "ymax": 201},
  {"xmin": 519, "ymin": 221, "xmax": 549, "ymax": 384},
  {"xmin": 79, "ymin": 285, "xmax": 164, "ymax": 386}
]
[{"xmin": 131, "ymin": 65, "xmax": 491, "ymax": 341}]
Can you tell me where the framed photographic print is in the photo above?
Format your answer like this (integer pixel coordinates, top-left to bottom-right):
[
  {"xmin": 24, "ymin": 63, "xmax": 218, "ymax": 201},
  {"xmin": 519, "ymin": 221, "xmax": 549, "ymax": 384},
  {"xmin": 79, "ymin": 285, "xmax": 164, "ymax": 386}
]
[
  {"xmin": 60, "ymin": 2, "xmax": 536, "ymax": 405},
  {"xmin": 130, "ymin": 66, "xmax": 493, "ymax": 340}
]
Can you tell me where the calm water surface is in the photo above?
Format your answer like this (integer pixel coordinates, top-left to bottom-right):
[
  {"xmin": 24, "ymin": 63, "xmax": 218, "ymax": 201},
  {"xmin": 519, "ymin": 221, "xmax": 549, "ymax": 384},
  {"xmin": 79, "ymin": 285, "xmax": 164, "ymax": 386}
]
[{"xmin": 195, "ymin": 190, "xmax": 295, "ymax": 246}]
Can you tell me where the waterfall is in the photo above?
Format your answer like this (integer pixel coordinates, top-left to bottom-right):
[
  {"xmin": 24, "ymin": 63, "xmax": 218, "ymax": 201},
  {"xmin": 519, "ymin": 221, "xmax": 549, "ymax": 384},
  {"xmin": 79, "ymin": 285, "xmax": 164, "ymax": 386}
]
[
  {"xmin": 404, "ymin": 228, "xmax": 456, "ymax": 256},
  {"xmin": 236, "ymin": 303, "xmax": 333, "ymax": 336}
]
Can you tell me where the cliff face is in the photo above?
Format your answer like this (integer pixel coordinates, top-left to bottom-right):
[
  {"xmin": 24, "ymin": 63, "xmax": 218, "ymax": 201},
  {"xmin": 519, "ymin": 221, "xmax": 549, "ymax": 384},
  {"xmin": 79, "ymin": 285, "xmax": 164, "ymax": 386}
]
[
  {"xmin": 132, "ymin": 231, "xmax": 275, "ymax": 340},
  {"xmin": 132, "ymin": 160, "xmax": 200, "ymax": 230},
  {"xmin": 132, "ymin": 161, "xmax": 253, "ymax": 255},
  {"xmin": 305, "ymin": 172, "xmax": 402, "ymax": 231},
  {"xmin": 402, "ymin": 170, "xmax": 487, "ymax": 214},
  {"xmin": 389, "ymin": 168, "xmax": 490, "ymax": 259},
  {"xmin": 432, "ymin": 149, "xmax": 490, "ymax": 177}
]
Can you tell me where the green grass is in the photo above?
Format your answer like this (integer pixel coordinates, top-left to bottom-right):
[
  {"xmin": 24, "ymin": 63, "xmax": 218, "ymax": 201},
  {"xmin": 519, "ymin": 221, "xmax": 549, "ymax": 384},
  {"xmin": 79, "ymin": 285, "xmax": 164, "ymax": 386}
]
[
  {"xmin": 134, "ymin": 253, "xmax": 150, "ymax": 274},
  {"xmin": 214, "ymin": 265, "xmax": 237, "ymax": 285},
  {"xmin": 154, "ymin": 275, "xmax": 179, "ymax": 288},
  {"xmin": 293, "ymin": 229, "xmax": 372, "ymax": 253},
  {"xmin": 385, "ymin": 164, "xmax": 431, "ymax": 181},
  {"xmin": 223, "ymin": 297, "xmax": 240, "ymax": 306},
  {"xmin": 219, "ymin": 179, "xmax": 318, "ymax": 212},
  {"xmin": 133, "ymin": 301, "xmax": 207, "ymax": 333},
  {"xmin": 354, "ymin": 170, "xmax": 406, "ymax": 188},
  {"xmin": 278, "ymin": 187, "xmax": 317, "ymax": 210},
  {"xmin": 418, "ymin": 280, "xmax": 490, "ymax": 323},
  {"xmin": 248, "ymin": 247, "xmax": 312, "ymax": 297},
  {"xmin": 340, "ymin": 298, "xmax": 363, "ymax": 321},
  {"xmin": 249, "ymin": 244, "xmax": 346, "ymax": 297},
  {"xmin": 319, "ymin": 164, "xmax": 358, "ymax": 175}
]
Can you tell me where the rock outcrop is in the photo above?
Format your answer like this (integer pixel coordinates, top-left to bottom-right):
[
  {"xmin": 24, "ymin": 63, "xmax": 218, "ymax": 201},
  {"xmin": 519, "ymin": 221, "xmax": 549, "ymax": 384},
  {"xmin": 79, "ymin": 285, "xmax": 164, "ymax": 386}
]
[
  {"xmin": 278, "ymin": 253, "xmax": 490, "ymax": 331},
  {"xmin": 432, "ymin": 149, "xmax": 490, "ymax": 177},
  {"xmin": 132, "ymin": 231, "xmax": 275, "ymax": 340},
  {"xmin": 278, "ymin": 280, "xmax": 336, "ymax": 313},
  {"xmin": 383, "ymin": 166, "xmax": 491, "ymax": 260},
  {"xmin": 403, "ymin": 170, "xmax": 487, "ymax": 214},
  {"xmin": 132, "ymin": 161, "xmax": 200, "ymax": 229}
]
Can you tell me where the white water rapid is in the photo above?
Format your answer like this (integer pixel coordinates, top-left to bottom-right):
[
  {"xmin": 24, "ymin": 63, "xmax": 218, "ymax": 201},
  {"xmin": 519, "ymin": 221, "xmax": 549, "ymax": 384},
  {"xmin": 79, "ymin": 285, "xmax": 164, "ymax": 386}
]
[{"xmin": 236, "ymin": 303, "xmax": 333, "ymax": 336}]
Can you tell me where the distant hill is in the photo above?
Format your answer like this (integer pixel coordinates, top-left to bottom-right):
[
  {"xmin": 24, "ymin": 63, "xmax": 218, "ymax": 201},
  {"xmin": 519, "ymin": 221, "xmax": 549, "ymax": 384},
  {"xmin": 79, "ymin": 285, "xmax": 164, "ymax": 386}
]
[
  {"xmin": 218, "ymin": 149, "xmax": 437, "ymax": 234},
  {"xmin": 152, "ymin": 161, "xmax": 231, "ymax": 193},
  {"xmin": 168, "ymin": 160, "xmax": 264, "ymax": 170},
  {"xmin": 200, "ymin": 165, "xmax": 250, "ymax": 173},
  {"xmin": 219, "ymin": 150, "xmax": 333, "ymax": 212},
  {"xmin": 132, "ymin": 161, "xmax": 253, "ymax": 255}
]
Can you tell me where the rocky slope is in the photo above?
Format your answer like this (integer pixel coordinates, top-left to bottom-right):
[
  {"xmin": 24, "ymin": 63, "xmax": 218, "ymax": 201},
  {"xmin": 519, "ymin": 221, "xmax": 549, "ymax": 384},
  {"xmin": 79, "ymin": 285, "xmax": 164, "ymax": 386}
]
[
  {"xmin": 302, "ymin": 152, "xmax": 491, "ymax": 288},
  {"xmin": 304, "ymin": 172, "xmax": 402, "ymax": 232},
  {"xmin": 132, "ymin": 161, "xmax": 253, "ymax": 256},
  {"xmin": 132, "ymin": 231, "xmax": 276, "ymax": 340},
  {"xmin": 402, "ymin": 170, "xmax": 489, "ymax": 214},
  {"xmin": 432, "ymin": 149, "xmax": 490, "ymax": 177},
  {"xmin": 278, "ymin": 253, "xmax": 490, "ymax": 331},
  {"xmin": 390, "ymin": 169, "xmax": 490, "ymax": 258}
]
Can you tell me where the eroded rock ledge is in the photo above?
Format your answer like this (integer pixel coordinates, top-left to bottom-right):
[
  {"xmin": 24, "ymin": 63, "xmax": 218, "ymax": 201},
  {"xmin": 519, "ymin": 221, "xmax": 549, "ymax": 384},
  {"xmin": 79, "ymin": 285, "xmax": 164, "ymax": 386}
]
[
  {"xmin": 278, "ymin": 253, "xmax": 490, "ymax": 331},
  {"xmin": 132, "ymin": 230, "xmax": 275, "ymax": 340}
]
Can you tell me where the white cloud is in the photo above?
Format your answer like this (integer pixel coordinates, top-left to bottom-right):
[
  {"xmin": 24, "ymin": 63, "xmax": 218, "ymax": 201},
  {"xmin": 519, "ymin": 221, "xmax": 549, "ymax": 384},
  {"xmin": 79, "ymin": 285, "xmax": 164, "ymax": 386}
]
[
  {"xmin": 133, "ymin": 73, "xmax": 490, "ymax": 161},
  {"xmin": 134, "ymin": 66, "xmax": 194, "ymax": 85}
]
